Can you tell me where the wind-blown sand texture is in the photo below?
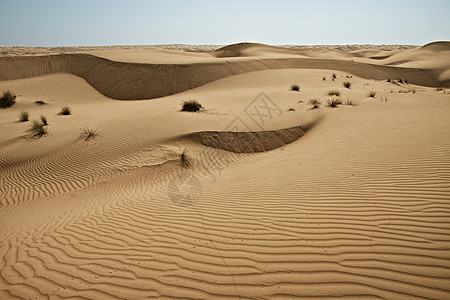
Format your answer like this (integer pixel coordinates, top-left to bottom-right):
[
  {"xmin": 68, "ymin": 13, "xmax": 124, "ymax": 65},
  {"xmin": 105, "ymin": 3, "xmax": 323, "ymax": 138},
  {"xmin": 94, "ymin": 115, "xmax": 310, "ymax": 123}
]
[{"xmin": 1, "ymin": 42, "xmax": 450, "ymax": 299}]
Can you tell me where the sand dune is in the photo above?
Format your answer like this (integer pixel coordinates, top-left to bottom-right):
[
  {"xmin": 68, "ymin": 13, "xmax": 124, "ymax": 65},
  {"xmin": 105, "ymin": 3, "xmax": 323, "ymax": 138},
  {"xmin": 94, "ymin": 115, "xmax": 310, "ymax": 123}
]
[
  {"xmin": 0, "ymin": 50, "xmax": 442, "ymax": 100},
  {"xmin": 1, "ymin": 43, "xmax": 450, "ymax": 299}
]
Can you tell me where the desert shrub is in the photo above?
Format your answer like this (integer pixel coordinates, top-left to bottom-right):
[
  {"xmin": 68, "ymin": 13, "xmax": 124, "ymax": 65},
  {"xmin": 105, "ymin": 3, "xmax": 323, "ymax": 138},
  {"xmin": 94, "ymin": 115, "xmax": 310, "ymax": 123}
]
[
  {"xmin": 290, "ymin": 84, "xmax": 300, "ymax": 91},
  {"xmin": 29, "ymin": 120, "xmax": 47, "ymax": 137},
  {"xmin": 327, "ymin": 97, "xmax": 342, "ymax": 108},
  {"xmin": 332, "ymin": 73, "xmax": 337, "ymax": 79},
  {"xmin": 322, "ymin": 76, "xmax": 326, "ymax": 81},
  {"xmin": 309, "ymin": 98, "xmax": 321, "ymax": 109},
  {"xmin": 344, "ymin": 99, "xmax": 358, "ymax": 106},
  {"xmin": 34, "ymin": 100, "xmax": 47, "ymax": 105},
  {"xmin": 0, "ymin": 90, "xmax": 16, "ymax": 108},
  {"xmin": 40, "ymin": 115, "xmax": 48, "ymax": 126},
  {"xmin": 19, "ymin": 111, "xmax": 29, "ymax": 122},
  {"xmin": 368, "ymin": 91, "xmax": 377, "ymax": 98},
  {"xmin": 288, "ymin": 108, "xmax": 295, "ymax": 111},
  {"xmin": 343, "ymin": 81, "xmax": 351, "ymax": 89},
  {"xmin": 180, "ymin": 149, "xmax": 191, "ymax": 168},
  {"xmin": 400, "ymin": 87, "xmax": 416, "ymax": 93},
  {"xmin": 81, "ymin": 127, "xmax": 99, "ymax": 141},
  {"xmin": 328, "ymin": 90, "xmax": 341, "ymax": 96},
  {"xmin": 60, "ymin": 106, "xmax": 71, "ymax": 115},
  {"xmin": 181, "ymin": 100, "xmax": 202, "ymax": 112},
  {"xmin": 387, "ymin": 78, "xmax": 391, "ymax": 83}
]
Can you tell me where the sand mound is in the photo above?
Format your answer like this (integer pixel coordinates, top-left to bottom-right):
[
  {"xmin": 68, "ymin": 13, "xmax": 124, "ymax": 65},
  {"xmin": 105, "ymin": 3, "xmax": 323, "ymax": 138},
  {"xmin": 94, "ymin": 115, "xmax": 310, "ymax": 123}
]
[
  {"xmin": 420, "ymin": 41, "xmax": 450, "ymax": 51},
  {"xmin": 213, "ymin": 42, "xmax": 266, "ymax": 57}
]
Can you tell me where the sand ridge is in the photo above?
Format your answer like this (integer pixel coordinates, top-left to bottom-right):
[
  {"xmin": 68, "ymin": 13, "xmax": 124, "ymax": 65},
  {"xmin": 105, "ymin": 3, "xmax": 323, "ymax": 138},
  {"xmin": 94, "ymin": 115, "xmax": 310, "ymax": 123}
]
[{"xmin": 0, "ymin": 53, "xmax": 441, "ymax": 100}]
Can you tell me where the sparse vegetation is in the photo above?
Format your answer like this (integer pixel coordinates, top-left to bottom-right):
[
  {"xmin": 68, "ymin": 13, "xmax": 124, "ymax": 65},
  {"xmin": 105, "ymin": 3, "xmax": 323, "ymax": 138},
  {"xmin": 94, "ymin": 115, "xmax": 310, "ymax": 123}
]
[
  {"xmin": 35, "ymin": 100, "xmax": 47, "ymax": 105},
  {"xmin": 344, "ymin": 99, "xmax": 358, "ymax": 106},
  {"xmin": 435, "ymin": 88, "xmax": 443, "ymax": 92},
  {"xmin": 368, "ymin": 91, "xmax": 377, "ymax": 98},
  {"xmin": 40, "ymin": 115, "xmax": 48, "ymax": 126},
  {"xmin": 290, "ymin": 84, "xmax": 300, "ymax": 91},
  {"xmin": 81, "ymin": 127, "xmax": 99, "ymax": 141},
  {"xmin": 322, "ymin": 76, "xmax": 326, "ymax": 81},
  {"xmin": 180, "ymin": 149, "xmax": 191, "ymax": 168},
  {"xmin": 387, "ymin": 78, "xmax": 391, "ymax": 83},
  {"xmin": 59, "ymin": 106, "xmax": 71, "ymax": 115},
  {"xmin": 327, "ymin": 97, "xmax": 342, "ymax": 108},
  {"xmin": 0, "ymin": 90, "xmax": 16, "ymax": 108},
  {"xmin": 332, "ymin": 73, "xmax": 337, "ymax": 80},
  {"xmin": 29, "ymin": 120, "xmax": 47, "ymax": 137},
  {"xmin": 343, "ymin": 81, "xmax": 351, "ymax": 89},
  {"xmin": 19, "ymin": 111, "xmax": 29, "ymax": 122},
  {"xmin": 181, "ymin": 100, "xmax": 202, "ymax": 112},
  {"xmin": 288, "ymin": 108, "xmax": 295, "ymax": 111},
  {"xmin": 328, "ymin": 90, "xmax": 341, "ymax": 96},
  {"xmin": 399, "ymin": 87, "xmax": 417, "ymax": 94},
  {"xmin": 309, "ymin": 98, "xmax": 321, "ymax": 109}
]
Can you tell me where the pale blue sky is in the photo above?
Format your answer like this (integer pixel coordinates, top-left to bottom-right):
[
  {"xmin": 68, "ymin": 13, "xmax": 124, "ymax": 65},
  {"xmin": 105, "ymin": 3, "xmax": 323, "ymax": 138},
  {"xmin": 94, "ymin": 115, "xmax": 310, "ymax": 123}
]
[{"xmin": 1, "ymin": 0, "xmax": 449, "ymax": 46}]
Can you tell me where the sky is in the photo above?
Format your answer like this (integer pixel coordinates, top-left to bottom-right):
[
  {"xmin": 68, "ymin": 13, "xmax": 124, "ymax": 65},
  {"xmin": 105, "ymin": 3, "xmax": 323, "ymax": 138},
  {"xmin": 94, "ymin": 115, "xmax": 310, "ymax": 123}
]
[{"xmin": 1, "ymin": 0, "xmax": 449, "ymax": 47}]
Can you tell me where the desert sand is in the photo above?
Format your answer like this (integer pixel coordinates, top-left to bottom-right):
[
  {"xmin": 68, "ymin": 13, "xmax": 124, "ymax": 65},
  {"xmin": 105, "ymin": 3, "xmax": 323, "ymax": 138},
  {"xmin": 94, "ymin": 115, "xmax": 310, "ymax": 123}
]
[{"xmin": 0, "ymin": 42, "xmax": 450, "ymax": 299}]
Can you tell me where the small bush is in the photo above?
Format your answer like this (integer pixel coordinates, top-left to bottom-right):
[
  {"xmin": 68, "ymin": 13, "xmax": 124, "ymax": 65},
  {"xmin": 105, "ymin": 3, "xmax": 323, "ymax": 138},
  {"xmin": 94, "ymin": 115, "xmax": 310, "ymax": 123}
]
[
  {"xmin": 60, "ymin": 106, "xmax": 71, "ymax": 115},
  {"xmin": 327, "ymin": 97, "xmax": 342, "ymax": 108},
  {"xmin": 290, "ymin": 84, "xmax": 300, "ymax": 91},
  {"xmin": 40, "ymin": 115, "xmax": 48, "ymax": 126},
  {"xmin": 368, "ymin": 91, "xmax": 377, "ymax": 98},
  {"xmin": 328, "ymin": 90, "xmax": 341, "ymax": 96},
  {"xmin": 322, "ymin": 76, "xmax": 326, "ymax": 81},
  {"xmin": 34, "ymin": 100, "xmax": 47, "ymax": 105},
  {"xmin": 0, "ymin": 90, "xmax": 16, "ymax": 108},
  {"xmin": 344, "ymin": 99, "xmax": 358, "ymax": 106},
  {"xmin": 181, "ymin": 100, "xmax": 202, "ymax": 112},
  {"xmin": 180, "ymin": 149, "xmax": 191, "ymax": 168},
  {"xmin": 29, "ymin": 120, "xmax": 47, "ymax": 137},
  {"xmin": 343, "ymin": 81, "xmax": 351, "ymax": 89},
  {"xmin": 399, "ymin": 87, "xmax": 416, "ymax": 94},
  {"xmin": 387, "ymin": 78, "xmax": 391, "ymax": 83},
  {"xmin": 332, "ymin": 73, "xmax": 337, "ymax": 79},
  {"xmin": 288, "ymin": 108, "xmax": 295, "ymax": 111},
  {"xmin": 81, "ymin": 127, "xmax": 99, "ymax": 141},
  {"xmin": 19, "ymin": 111, "xmax": 29, "ymax": 122},
  {"xmin": 309, "ymin": 98, "xmax": 321, "ymax": 109}
]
